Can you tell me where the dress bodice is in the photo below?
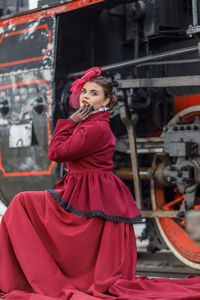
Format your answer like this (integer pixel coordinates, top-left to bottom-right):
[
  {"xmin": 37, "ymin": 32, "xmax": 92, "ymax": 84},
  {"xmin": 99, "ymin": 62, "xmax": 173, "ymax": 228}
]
[{"xmin": 48, "ymin": 111, "xmax": 141, "ymax": 224}]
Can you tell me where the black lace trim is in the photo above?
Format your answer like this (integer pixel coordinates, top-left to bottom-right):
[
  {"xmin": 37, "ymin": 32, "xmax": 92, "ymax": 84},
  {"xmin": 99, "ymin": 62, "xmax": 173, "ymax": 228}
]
[{"xmin": 48, "ymin": 189, "xmax": 142, "ymax": 224}]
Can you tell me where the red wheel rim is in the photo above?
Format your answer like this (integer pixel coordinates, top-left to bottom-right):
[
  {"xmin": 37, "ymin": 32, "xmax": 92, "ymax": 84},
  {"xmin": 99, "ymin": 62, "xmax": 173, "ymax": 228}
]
[{"xmin": 155, "ymin": 183, "xmax": 200, "ymax": 263}]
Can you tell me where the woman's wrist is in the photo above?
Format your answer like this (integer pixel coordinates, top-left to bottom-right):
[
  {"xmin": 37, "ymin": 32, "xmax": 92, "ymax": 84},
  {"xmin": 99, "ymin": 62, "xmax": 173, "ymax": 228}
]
[
  {"xmin": 69, "ymin": 104, "xmax": 94, "ymax": 124},
  {"xmin": 68, "ymin": 115, "xmax": 79, "ymax": 123}
]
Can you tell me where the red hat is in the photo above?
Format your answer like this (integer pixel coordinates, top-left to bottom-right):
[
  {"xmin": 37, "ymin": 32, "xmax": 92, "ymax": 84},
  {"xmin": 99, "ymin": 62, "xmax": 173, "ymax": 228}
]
[{"xmin": 69, "ymin": 67, "xmax": 102, "ymax": 109}]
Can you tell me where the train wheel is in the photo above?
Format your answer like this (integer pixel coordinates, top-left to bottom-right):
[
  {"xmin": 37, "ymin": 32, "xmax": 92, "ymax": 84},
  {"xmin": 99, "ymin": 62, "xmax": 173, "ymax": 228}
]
[{"xmin": 151, "ymin": 105, "xmax": 200, "ymax": 269}]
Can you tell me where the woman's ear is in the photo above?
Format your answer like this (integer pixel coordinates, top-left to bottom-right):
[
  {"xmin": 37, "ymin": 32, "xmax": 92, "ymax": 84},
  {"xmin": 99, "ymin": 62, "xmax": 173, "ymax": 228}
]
[{"xmin": 103, "ymin": 98, "xmax": 110, "ymax": 107}]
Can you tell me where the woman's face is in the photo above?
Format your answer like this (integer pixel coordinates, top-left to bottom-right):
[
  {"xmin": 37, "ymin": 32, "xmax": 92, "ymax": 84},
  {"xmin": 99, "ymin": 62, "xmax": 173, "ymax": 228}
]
[{"xmin": 79, "ymin": 81, "xmax": 110, "ymax": 110}]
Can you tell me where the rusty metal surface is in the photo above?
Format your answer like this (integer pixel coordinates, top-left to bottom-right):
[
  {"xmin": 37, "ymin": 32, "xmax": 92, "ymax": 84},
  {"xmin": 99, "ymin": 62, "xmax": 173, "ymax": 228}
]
[
  {"xmin": 141, "ymin": 210, "xmax": 179, "ymax": 218},
  {"xmin": 115, "ymin": 167, "xmax": 153, "ymax": 180}
]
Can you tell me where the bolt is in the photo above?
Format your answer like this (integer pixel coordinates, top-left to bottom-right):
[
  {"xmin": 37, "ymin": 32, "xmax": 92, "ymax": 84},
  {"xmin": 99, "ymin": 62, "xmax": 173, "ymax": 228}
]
[
  {"xmin": 182, "ymin": 178, "xmax": 189, "ymax": 184},
  {"xmin": 167, "ymin": 176, "xmax": 171, "ymax": 183},
  {"xmin": 170, "ymin": 166, "xmax": 176, "ymax": 171},
  {"xmin": 167, "ymin": 176, "xmax": 176, "ymax": 183},
  {"xmin": 170, "ymin": 177, "xmax": 176, "ymax": 182},
  {"xmin": 191, "ymin": 143, "xmax": 197, "ymax": 149},
  {"xmin": 177, "ymin": 169, "xmax": 183, "ymax": 178},
  {"xmin": 113, "ymin": 81, "xmax": 118, "ymax": 87},
  {"xmin": 181, "ymin": 166, "xmax": 188, "ymax": 171}
]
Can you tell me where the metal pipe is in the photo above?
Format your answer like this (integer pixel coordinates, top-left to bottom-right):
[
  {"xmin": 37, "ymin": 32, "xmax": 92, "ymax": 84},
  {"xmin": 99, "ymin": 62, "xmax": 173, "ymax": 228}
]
[
  {"xmin": 91, "ymin": 24, "xmax": 95, "ymax": 67},
  {"xmin": 2, "ymin": 0, "xmax": 6, "ymax": 15},
  {"xmin": 133, "ymin": 23, "xmax": 139, "ymax": 77},
  {"xmin": 16, "ymin": 0, "xmax": 20, "ymax": 12},
  {"xmin": 141, "ymin": 210, "xmax": 179, "ymax": 218},
  {"xmin": 117, "ymin": 75, "xmax": 200, "ymax": 88},
  {"xmin": 192, "ymin": 0, "xmax": 198, "ymax": 26},
  {"xmin": 137, "ymin": 137, "xmax": 163, "ymax": 143},
  {"xmin": 68, "ymin": 45, "xmax": 199, "ymax": 78},
  {"xmin": 137, "ymin": 58, "xmax": 200, "ymax": 68},
  {"xmin": 115, "ymin": 167, "xmax": 153, "ymax": 180},
  {"xmin": 120, "ymin": 105, "xmax": 143, "ymax": 209}
]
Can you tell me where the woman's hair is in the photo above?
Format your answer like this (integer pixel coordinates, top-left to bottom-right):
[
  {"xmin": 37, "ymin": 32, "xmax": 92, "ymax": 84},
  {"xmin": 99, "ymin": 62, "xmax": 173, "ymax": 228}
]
[{"xmin": 88, "ymin": 76, "xmax": 117, "ymax": 109}]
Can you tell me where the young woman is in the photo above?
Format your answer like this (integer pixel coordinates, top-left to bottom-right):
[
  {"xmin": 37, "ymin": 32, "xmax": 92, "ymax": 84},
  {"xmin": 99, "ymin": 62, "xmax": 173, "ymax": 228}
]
[{"xmin": 0, "ymin": 67, "xmax": 200, "ymax": 300}]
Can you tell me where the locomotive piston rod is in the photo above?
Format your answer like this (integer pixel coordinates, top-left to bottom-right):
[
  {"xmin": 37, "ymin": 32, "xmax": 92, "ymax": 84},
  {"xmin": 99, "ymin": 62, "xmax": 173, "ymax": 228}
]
[{"xmin": 119, "ymin": 103, "xmax": 143, "ymax": 210}]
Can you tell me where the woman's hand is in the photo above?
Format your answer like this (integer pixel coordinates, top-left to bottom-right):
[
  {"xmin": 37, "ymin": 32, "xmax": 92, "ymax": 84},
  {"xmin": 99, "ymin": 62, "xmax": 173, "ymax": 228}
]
[{"xmin": 69, "ymin": 104, "xmax": 94, "ymax": 123}]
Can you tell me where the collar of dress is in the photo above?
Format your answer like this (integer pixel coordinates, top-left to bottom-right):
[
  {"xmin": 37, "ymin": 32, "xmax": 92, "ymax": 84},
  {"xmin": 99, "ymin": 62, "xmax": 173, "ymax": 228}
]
[{"xmin": 91, "ymin": 107, "xmax": 110, "ymax": 114}]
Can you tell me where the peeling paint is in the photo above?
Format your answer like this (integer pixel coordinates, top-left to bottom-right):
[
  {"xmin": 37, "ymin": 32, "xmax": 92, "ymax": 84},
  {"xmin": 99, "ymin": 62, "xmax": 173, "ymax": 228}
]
[
  {"xmin": 9, "ymin": 123, "xmax": 32, "ymax": 148},
  {"xmin": 0, "ymin": 15, "xmax": 55, "ymax": 181}
]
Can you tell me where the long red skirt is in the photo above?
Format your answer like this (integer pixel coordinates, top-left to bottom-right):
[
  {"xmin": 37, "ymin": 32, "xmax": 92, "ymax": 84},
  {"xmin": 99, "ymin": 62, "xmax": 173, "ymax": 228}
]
[{"xmin": 0, "ymin": 191, "xmax": 200, "ymax": 300}]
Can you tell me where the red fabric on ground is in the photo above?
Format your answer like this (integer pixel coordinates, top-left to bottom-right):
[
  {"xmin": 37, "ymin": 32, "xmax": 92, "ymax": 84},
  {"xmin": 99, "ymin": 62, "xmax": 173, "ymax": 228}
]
[
  {"xmin": 0, "ymin": 191, "xmax": 136, "ymax": 299},
  {"xmin": 1, "ymin": 191, "xmax": 200, "ymax": 299}
]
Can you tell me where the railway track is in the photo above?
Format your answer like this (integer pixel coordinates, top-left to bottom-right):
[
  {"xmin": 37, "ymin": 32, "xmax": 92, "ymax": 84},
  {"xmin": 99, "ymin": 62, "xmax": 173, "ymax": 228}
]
[{"xmin": 136, "ymin": 248, "xmax": 200, "ymax": 278}]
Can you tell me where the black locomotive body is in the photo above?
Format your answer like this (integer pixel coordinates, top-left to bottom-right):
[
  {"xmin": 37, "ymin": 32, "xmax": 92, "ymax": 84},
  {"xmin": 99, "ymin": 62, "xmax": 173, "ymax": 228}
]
[{"xmin": 0, "ymin": 0, "xmax": 200, "ymax": 269}]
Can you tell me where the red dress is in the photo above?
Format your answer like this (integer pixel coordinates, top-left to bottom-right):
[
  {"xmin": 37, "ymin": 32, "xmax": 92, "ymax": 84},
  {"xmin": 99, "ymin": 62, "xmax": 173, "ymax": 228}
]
[
  {"xmin": 47, "ymin": 111, "xmax": 141, "ymax": 223},
  {"xmin": 0, "ymin": 111, "xmax": 200, "ymax": 300}
]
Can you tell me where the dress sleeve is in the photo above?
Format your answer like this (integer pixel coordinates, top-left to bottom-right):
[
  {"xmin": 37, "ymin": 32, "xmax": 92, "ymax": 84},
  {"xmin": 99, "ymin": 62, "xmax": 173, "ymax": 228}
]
[{"xmin": 48, "ymin": 119, "xmax": 109, "ymax": 162}]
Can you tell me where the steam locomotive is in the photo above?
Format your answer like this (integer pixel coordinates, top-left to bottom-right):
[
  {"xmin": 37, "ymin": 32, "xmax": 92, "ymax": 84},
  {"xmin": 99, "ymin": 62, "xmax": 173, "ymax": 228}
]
[{"xmin": 0, "ymin": 0, "xmax": 200, "ymax": 269}]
